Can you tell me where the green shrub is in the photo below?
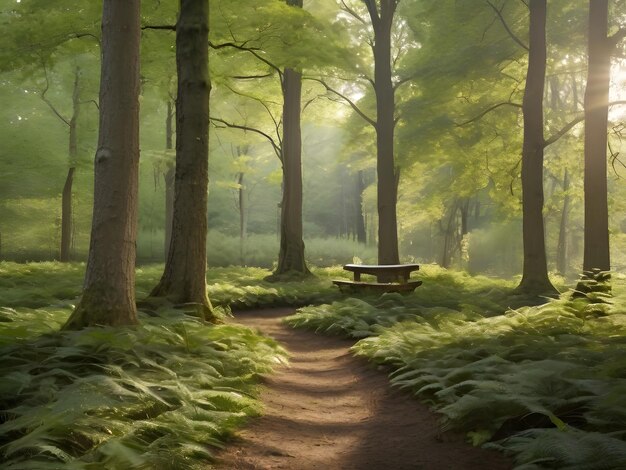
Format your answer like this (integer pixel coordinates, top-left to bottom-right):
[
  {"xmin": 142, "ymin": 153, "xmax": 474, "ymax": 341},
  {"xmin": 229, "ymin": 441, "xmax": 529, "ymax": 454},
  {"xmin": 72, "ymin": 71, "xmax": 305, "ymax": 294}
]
[{"xmin": 0, "ymin": 308, "xmax": 286, "ymax": 469}]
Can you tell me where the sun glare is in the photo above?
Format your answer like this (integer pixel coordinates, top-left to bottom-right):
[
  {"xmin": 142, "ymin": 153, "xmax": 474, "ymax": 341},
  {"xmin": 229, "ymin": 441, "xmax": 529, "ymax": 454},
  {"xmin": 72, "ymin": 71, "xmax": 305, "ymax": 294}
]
[{"xmin": 610, "ymin": 61, "xmax": 626, "ymax": 120}]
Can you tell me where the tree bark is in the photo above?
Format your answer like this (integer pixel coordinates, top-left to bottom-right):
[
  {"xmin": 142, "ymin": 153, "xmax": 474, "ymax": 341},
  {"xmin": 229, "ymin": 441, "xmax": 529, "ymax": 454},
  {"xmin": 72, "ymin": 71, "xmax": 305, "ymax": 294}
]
[
  {"xmin": 238, "ymin": 170, "xmax": 247, "ymax": 265},
  {"xmin": 356, "ymin": 170, "xmax": 367, "ymax": 244},
  {"xmin": 273, "ymin": 0, "xmax": 310, "ymax": 277},
  {"xmin": 60, "ymin": 68, "xmax": 80, "ymax": 262},
  {"xmin": 583, "ymin": 0, "xmax": 611, "ymax": 272},
  {"xmin": 64, "ymin": 0, "xmax": 141, "ymax": 329},
  {"xmin": 516, "ymin": 0, "xmax": 557, "ymax": 296},
  {"xmin": 164, "ymin": 100, "xmax": 175, "ymax": 258},
  {"xmin": 275, "ymin": 64, "xmax": 310, "ymax": 276},
  {"xmin": 369, "ymin": 0, "xmax": 400, "ymax": 266},
  {"xmin": 556, "ymin": 169, "xmax": 570, "ymax": 275},
  {"xmin": 150, "ymin": 0, "xmax": 215, "ymax": 320}
]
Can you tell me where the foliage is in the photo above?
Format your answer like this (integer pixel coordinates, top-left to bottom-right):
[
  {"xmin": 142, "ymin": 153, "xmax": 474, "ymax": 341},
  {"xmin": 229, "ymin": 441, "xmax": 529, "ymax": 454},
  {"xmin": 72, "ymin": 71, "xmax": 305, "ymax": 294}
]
[
  {"xmin": 0, "ymin": 261, "xmax": 343, "ymax": 313},
  {"xmin": 287, "ymin": 268, "xmax": 626, "ymax": 468},
  {"xmin": 285, "ymin": 264, "xmax": 534, "ymax": 338},
  {"xmin": 0, "ymin": 306, "xmax": 286, "ymax": 469}
]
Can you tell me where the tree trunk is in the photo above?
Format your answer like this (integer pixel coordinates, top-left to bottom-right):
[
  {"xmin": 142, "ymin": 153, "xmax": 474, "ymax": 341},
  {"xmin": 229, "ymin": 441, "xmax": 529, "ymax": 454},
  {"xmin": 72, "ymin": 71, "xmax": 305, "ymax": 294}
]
[
  {"xmin": 164, "ymin": 100, "xmax": 175, "ymax": 258},
  {"xmin": 238, "ymin": 171, "xmax": 247, "ymax": 265},
  {"xmin": 583, "ymin": 0, "xmax": 611, "ymax": 272},
  {"xmin": 63, "ymin": 0, "xmax": 141, "ymax": 329},
  {"xmin": 150, "ymin": 0, "xmax": 215, "ymax": 320},
  {"xmin": 273, "ymin": 0, "xmax": 309, "ymax": 277},
  {"xmin": 556, "ymin": 169, "xmax": 571, "ymax": 275},
  {"xmin": 516, "ymin": 0, "xmax": 557, "ymax": 296},
  {"xmin": 60, "ymin": 68, "xmax": 80, "ymax": 262},
  {"xmin": 371, "ymin": 0, "xmax": 400, "ymax": 266},
  {"xmin": 356, "ymin": 170, "xmax": 367, "ymax": 244},
  {"xmin": 275, "ymin": 65, "xmax": 309, "ymax": 276}
]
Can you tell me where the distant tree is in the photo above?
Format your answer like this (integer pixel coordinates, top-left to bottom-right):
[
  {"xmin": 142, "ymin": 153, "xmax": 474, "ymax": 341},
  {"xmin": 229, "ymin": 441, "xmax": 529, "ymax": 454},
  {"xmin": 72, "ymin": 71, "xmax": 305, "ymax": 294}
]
[
  {"xmin": 38, "ymin": 64, "xmax": 82, "ymax": 262},
  {"xmin": 64, "ymin": 0, "xmax": 141, "ymax": 329},
  {"xmin": 149, "ymin": 0, "xmax": 217, "ymax": 321},
  {"xmin": 517, "ymin": 0, "xmax": 557, "ymax": 295},
  {"xmin": 0, "ymin": 1, "xmax": 101, "ymax": 262}
]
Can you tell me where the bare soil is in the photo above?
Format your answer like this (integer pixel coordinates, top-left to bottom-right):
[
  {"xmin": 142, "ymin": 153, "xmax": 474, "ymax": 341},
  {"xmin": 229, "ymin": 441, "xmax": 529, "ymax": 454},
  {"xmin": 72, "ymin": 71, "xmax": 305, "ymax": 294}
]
[{"xmin": 214, "ymin": 308, "xmax": 512, "ymax": 470}]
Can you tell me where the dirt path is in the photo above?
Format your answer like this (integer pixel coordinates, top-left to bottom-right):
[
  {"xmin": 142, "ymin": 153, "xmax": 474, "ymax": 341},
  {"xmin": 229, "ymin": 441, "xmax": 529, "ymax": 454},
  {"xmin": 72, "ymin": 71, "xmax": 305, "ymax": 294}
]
[{"xmin": 214, "ymin": 308, "xmax": 512, "ymax": 470}]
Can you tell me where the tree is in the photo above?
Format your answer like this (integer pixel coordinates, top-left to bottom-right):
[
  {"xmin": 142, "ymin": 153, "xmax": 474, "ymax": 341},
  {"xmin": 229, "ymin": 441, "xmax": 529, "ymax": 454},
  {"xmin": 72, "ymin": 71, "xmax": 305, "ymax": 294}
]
[
  {"xmin": 63, "ymin": 0, "xmax": 141, "ymax": 329},
  {"xmin": 365, "ymin": 0, "xmax": 400, "ymax": 266},
  {"xmin": 149, "ymin": 0, "xmax": 216, "ymax": 321},
  {"xmin": 318, "ymin": 0, "xmax": 402, "ymax": 268},
  {"xmin": 274, "ymin": 0, "xmax": 310, "ymax": 276},
  {"xmin": 517, "ymin": 0, "xmax": 557, "ymax": 295},
  {"xmin": 582, "ymin": 0, "xmax": 625, "ymax": 272}
]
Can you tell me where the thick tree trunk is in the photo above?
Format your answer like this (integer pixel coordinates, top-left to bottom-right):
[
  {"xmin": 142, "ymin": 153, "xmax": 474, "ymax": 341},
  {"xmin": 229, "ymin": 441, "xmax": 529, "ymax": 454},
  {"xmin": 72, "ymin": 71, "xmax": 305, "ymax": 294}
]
[
  {"xmin": 356, "ymin": 170, "xmax": 367, "ymax": 244},
  {"xmin": 372, "ymin": 1, "xmax": 400, "ymax": 266},
  {"xmin": 556, "ymin": 169, "xmax": 571, "ymax": 275},
  {"xmin": 151, "ymin": 0, "xmax": 215, "ymax": 320},
  {"xmin": 63, "ymin": 0, "xmax": 141, "ymax": 329},
  {"xmin": 516, "ymin": 0, "xmax": 557, "ymax": 296},
  {"xmin": 583, "ymin": 0, "xmax": 611, "ymax": 272},
  {"xmin": 273, "ymin": 0, "xmax": 309, "ymax": 277},
  {"xmin": 275, "ymin": 65, "xmax": 310, "ymax": 276},
  {"xmin": 60, "ymin": 68, "xmax": 80, "ymax": 262},
  {"xmin": 164, "ymin": 100, "xmax": 175, "ymax": 258}
]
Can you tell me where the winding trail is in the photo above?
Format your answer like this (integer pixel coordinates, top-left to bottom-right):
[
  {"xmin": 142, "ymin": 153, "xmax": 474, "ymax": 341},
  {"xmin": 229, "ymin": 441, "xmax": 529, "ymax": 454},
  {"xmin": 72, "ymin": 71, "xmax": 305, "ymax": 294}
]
[{"xmin": 215, "ymin": 308, "xmax": 512, "ymax": 470}]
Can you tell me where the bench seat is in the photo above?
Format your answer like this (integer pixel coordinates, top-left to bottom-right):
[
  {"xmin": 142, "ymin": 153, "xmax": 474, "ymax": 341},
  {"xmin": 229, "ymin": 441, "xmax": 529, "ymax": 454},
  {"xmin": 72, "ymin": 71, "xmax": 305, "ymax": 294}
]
[{"xmin": 332, "ymin": 279, "xmax": 422, "ymax": 294}]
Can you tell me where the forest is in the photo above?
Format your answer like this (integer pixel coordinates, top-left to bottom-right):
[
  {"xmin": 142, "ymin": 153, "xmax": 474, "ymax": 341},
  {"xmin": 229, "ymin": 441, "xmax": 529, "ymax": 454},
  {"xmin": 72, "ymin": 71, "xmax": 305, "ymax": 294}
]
[{"xmin": 1, "ymin": 0, "xmax": 626, "ymax": 468}]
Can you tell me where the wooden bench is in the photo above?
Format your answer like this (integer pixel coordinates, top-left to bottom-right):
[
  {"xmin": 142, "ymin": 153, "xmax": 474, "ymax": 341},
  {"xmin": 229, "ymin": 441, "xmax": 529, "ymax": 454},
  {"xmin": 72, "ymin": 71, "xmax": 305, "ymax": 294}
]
[{"xmin": 333, "ymin": 263, "xmax": 422, "ymax": 294}]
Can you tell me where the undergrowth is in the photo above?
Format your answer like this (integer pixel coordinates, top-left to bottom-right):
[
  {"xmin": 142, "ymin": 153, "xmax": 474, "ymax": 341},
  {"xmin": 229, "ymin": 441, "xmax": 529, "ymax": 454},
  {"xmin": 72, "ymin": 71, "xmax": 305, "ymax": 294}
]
[
  {"xmin": 0, "ymin": 307, "xmax": 286, "ymax": 469},
  {"xmin": 0, "ymin": 261, "xmax": 304, "ymax": 468},
  {"xmin": 0, "ymin": 262, "xmax": 341, "ymax": 311},
  {"xmin": 286, "ymin": 268, "xmax": 626, "ymax": 469}
]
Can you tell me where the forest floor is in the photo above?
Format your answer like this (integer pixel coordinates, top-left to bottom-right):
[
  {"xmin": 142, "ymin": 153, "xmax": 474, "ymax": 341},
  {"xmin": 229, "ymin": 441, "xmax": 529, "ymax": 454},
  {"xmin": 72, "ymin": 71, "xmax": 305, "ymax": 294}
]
[{"xmin": 214, "ymin": 308, "xmax": 512, "ymax": 470}]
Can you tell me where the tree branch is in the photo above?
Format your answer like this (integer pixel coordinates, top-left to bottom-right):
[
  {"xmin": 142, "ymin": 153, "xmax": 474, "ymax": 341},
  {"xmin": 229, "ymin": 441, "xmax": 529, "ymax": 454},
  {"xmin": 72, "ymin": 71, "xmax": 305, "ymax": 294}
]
[
  {"xmin": 210, "ymin": 117, "xmax": 282, "ymax": 161},
  {"xmin": 40, "ymin": 58, "xmax": 70, "ymax": 127},
  {"xmin": 231, "ymin": 73, "xmax": 274, "ymax": 80},
  {"xmin": 141, "ymin": 24, "xmax": 176, "ymax": 31},
  {"xmin": 486, "ymin": 0, "xmax": 529, "ymax": 51},
  {"xmin": 305, "ymin": 77, "xmax": 376, "ymax": 127},
  {"xmin": 210, "ymin": 40, "xmax": 282, "ymax": 77},
  {"xmin": 339, "ymin": 0, "xmax": 367, "ymax": 25},
  {"xmin": 456, "ymin": 101, "xmax": 522, "ymax": 126},
  {"xmin": 363, "ymin": 0, "xmax": 380, "ymax": 28},
  {"xmin": 543, "ymin": 115, "xmax": 583, "ymax": 147}
]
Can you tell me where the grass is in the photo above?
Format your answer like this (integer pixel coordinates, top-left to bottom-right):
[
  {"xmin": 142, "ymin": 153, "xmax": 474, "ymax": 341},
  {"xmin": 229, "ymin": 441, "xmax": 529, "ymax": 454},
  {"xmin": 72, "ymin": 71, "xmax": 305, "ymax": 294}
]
[
  {"xmin": 285, "ymin": 267, "xmax": 626, "ymax": 469},
  {"xmin": 0, "ymin": 262, "xmax": 342, "ymax": 311}
]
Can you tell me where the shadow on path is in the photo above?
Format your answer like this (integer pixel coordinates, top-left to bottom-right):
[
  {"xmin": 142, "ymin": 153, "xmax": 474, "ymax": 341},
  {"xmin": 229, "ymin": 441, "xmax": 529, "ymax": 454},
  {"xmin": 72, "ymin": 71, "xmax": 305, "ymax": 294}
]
[{"xmin": 214, "ymin": 308, "xmax": 511, "ymax": 470}]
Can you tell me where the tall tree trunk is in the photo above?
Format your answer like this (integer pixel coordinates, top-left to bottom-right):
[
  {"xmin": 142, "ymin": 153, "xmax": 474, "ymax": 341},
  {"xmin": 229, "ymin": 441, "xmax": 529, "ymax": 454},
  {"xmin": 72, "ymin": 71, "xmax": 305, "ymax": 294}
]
[
  {"xmin": 583, "ymin": 0, "xmax": 611, "ymax": 272},
  {"xmin": 60, "ymin": 68, "xmax": 80, "ymax": 262},
  {"xmin": 356, "ymin": 170, "xmax": 367, "ymax": 244},
  {"xmin": 368, "ymin": 0, "xmax": 400, "ymax": 266},
  {"xmin": 164, "ymin": 100, "xmax": 175, "ymax": 258},
  {"xmin": 64, "ymin": 0, "xmax": 141, "ymax": 329},
  {"xmin": 557, "ymin": 169, "xmax": 571, "ymax": 275},
  {"xmin": 516, "ymin": 0, "xmax": 557, "ymax": 296},
  {"xmin": 275, "ymin": 65, "xmax": 309, "ymax": 275},
  {"xmin": 274, "ymin": 0, "xmax": 309, "ymax": 277},
  {"xmin": 151, "ymin": 0, "xmax": 215, "ymax": 320}
]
